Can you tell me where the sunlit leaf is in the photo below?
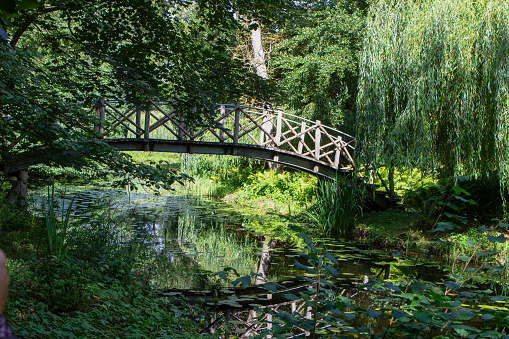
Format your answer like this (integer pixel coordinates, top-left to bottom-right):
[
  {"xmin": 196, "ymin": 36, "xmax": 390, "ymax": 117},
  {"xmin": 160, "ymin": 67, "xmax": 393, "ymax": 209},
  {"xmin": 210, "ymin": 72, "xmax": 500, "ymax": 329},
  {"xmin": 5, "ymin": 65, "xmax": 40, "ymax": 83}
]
[{"xmin": 452, "ymin": 186, "xmax": 470, "ymax": 196}]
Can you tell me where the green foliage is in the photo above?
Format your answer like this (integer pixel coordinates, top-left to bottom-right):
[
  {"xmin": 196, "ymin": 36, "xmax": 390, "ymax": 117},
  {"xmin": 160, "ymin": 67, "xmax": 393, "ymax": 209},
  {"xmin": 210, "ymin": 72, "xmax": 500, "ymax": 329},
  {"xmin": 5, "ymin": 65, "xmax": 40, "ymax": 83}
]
[
  {"xmin": 253, "ymin": 227, "xmax": 509, "ymax": 338},
  {"xmin": 43, "ymin": 184, "xmax": 74, "ymax": 258},
  {"xmin": 6, "ymin": 279, "xmax": 209, "ymax": 338},
  {"xmin": 305, "ymin": 179, "xmax": 360, "ymax": 239},
  {"xmin": 357, "ymin": 0, "xmax": 509, "ymax": 185},
  {"xmin": 0, "ymin": 0, "xmax": 282, "ymax": 199},
  {"xmin": 243, "ymin": 171, "xmax": 316, "ymax": 204},
  {"xmin": 272, "ymin": 1, "xmax": 368, "ymax": 131}
]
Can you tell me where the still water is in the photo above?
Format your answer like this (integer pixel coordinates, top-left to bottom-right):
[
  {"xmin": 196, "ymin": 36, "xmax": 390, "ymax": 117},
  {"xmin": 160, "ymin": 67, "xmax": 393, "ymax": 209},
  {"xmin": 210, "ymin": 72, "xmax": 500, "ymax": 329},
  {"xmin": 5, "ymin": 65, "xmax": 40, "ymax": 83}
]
[{"xmin": 30, "ymin": 186, "xmax": 443, "ymax": 291}]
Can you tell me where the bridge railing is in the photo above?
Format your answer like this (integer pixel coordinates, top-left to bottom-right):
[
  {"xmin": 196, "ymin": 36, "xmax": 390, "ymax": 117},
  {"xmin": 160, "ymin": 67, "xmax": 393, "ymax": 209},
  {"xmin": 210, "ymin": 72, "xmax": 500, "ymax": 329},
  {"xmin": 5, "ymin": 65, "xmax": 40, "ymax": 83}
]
[{"xmin": 91, "ymin": 99, "xmax": 356, "ymax": 170}]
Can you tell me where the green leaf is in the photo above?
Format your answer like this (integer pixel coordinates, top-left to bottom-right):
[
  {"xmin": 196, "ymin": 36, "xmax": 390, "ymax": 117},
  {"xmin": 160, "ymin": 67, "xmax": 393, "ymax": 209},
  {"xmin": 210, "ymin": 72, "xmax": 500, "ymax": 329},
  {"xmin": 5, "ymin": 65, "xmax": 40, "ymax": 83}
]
[
  {"xmin": 324, "ymin": 251, "xmax": 339, "ymax": 265},
  {"xmin": 282, "ymin": 293, "xmax": 300, "ymax": 301},
  {"xmin": 0, "ymin": 0, "xmax": 16, "ymax": 13},
  {"xmin": 391, "ymin": 309, "xmax": 410, "ymax": 323},
  {"xmin": 451, "ymin": 308, "xmax": 476, "ymax": 320},
  {"xmin": 323, "ymin": 265, "xmax": 339, "ymax": 277},
  {"xmin": 480, "ymin": 313, "xmax": 495, "ymax": 320},
  {"xmin": 464, "ymin": 239, "xmax": 479, "ymax": 246},
  {"xmin": 294, "ymin": 261, "xmax": 315, "ymax": 274},
  {"xmin": 487, "ymin": 234, "xmax": 506, "ymax": 244},
  {"xmin": 410, "ymin": 281, "xmax": 429, "ymax": 294},
  {"xmin": 232, "ymin": 275, "xmax": 251, "ymax": 289},
  {"xmin": 211, "ymin": 271, "xmax": 227, "ymax": 280},
  {"xmin": 452, "ymin": 186, "xmax": 470, "ymax": 196},
  {"xmin": 457, "ymin": 255, "xmax": 470, "ymax": 262},
  {"xmin": 366, "ymin": 309, "xmax": 381, "ymax": 319},
  {"xmin": 432, "ymin": 222, "xmax": 456, "ymax": 232},
  {"xmin": 414, "ymin": 311, "xmax": 433, "ymax": 323},
  {"xmin": 17, "ymin": 0, "xmax": 40, "ymax": 10}
]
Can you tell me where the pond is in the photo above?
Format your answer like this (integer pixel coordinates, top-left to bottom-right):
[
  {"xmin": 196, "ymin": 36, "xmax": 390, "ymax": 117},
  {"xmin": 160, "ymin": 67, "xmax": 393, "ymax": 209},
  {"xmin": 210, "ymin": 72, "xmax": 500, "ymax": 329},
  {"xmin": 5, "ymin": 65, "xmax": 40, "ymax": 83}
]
[{"xmin": 30, "ymin": 185, "xmax": 444, "ymax": 291}]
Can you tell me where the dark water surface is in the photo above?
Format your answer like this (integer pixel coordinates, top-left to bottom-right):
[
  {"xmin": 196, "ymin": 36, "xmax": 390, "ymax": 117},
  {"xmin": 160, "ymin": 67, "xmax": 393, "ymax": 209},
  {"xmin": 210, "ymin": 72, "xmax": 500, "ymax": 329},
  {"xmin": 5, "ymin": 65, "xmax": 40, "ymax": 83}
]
[{"xmin": 30, "ymin": 186, "xmax": 445, "ymax": 291}]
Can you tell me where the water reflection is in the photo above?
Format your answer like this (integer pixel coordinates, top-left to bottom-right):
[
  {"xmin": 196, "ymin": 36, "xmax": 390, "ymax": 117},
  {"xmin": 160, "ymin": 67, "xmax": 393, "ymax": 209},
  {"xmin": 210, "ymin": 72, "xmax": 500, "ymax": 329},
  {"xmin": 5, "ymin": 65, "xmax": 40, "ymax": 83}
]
[
  {"xmin": 31, "ymin": 187, "xmax": 294, "ymax": 289},
  {"xmin": 30, "ymin": 186, "xmax": 446, "ymax": 293}
]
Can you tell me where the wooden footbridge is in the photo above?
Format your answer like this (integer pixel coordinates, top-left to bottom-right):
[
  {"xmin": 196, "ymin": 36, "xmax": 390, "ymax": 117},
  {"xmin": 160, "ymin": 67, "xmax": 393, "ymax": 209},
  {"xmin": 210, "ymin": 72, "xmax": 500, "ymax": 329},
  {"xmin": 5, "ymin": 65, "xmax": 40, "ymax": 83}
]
[{"xmin": 90, "ymin": 99, "xmax": 396, "ymax": 208}]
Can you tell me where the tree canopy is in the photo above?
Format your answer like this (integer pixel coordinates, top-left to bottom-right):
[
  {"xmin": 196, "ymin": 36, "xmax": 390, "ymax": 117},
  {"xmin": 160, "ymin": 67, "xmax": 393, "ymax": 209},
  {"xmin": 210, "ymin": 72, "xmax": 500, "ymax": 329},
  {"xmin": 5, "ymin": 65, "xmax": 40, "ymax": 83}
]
[
  {"xmin": 356, "ymin": 0, "xmax": 509, "ymax": 184},
  {"xmin": 271, "ymin": 0, "xmax": 368, "ymax": 132},
  {"xmin": 0, "ymin": 0, "xmax": 288, "ymax": 197}
]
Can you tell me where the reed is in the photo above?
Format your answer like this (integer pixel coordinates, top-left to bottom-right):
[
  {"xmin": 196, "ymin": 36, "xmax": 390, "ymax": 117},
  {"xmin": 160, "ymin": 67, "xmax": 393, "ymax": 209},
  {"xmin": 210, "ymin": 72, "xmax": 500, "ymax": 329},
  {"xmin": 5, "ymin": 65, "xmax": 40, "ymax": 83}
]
[
  {"xmin": 305, "ymin": 179, "xmax": 360, "ymax": 239},
  {"xmin": 43, "ymin": 184, "xmax": 74, "ymax": 258}
]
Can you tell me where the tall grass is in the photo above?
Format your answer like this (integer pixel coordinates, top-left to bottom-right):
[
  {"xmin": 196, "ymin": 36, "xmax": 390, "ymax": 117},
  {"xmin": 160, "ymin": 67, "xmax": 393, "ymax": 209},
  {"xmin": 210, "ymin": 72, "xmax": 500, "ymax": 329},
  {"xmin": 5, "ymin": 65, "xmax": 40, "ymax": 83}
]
[
  {"xmin": 43, "ymin": 185, "xmax": 74, "ymax": 258},
  {"xmin": 305, "ymin": 179, "xmax": 360, "ymax": 239}
]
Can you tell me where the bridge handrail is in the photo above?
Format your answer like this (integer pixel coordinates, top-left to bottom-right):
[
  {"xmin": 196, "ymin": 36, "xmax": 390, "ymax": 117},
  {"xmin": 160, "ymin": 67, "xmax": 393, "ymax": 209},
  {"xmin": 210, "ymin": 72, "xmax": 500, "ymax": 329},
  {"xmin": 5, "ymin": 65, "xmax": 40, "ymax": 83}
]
[{"xmin": 89, "ymin": 99, "xmax": 357, "ymax": 170}]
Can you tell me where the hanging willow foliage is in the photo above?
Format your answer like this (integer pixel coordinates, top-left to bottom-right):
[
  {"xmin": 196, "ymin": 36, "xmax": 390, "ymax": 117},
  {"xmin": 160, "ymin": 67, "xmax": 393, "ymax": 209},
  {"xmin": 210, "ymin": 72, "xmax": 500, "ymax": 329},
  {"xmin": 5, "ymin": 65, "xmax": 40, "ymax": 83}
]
[{"xmin": 356, "ymin": 0, "xmax": 509, "ymax": 184}]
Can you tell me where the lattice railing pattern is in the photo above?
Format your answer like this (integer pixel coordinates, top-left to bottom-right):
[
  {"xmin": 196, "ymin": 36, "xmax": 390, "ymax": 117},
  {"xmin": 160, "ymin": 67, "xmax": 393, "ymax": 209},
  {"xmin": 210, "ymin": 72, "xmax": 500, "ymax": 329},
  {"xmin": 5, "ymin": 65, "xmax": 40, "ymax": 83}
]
[{"xmin": 91, "ymin": 99, "xmax": 356, "ymax": 170}]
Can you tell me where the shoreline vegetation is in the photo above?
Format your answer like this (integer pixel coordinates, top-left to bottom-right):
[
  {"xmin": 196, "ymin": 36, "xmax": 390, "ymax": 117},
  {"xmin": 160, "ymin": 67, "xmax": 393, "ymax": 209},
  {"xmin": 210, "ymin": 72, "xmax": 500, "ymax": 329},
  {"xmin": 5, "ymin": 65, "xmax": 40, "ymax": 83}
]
[{"xmin": 2, "ymin": 152, "xmax": 509, "ymax": 337}]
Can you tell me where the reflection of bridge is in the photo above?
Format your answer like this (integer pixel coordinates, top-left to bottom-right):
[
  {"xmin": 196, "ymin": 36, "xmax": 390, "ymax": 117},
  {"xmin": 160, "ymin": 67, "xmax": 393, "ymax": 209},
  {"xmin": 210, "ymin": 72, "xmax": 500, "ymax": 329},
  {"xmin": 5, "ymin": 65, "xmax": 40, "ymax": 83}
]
[{"xmin": 91, "ymin": 99, "xmax": 395, "ymax": 208}]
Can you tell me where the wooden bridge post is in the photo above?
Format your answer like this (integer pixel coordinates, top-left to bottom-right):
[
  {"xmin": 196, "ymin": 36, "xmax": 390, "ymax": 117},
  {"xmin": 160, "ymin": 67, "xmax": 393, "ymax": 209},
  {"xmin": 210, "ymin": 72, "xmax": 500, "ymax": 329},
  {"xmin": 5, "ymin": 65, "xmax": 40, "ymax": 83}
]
[
  {"xmin": 298, "ymin": 121, "xmax": 306, "ymax": 154},
  {"xmin": 305, "ymin": 306, "xmax": 312, "ymax": 337},
  {"xmin": 94, "ymin": 97, "xmax": 105, "ymax": 138},
  {"xmin": 259, "ymin": 108, "xmax": 270, "ymax": 145},
  {"xmin": 178, "ymin": 115, "xmax": 184, "ymax": 141},
  {"xmin": 136, "ymin": 109, "xmax": 142, "ymax": 139},
  {"xmin": 314, "ymin": 121, "xmax": 321, "ymax": 161},
  {"xmin": 144, "ymin": 103, "xmax": 151, "ymax": 151},
  {"xmin": 275, "ymin": 110, "xmax": 282, "ymax": 146},
  {"xmin": 233, "ymin": 104, "xmax": 241, "ymax": 144},
  {"xmin": 334, "ymin": 136, "xmax": 342, "ymax": 168},
  {"xmin": 219, "ymin": 105, "xmax": 225, "ymax": 142}
]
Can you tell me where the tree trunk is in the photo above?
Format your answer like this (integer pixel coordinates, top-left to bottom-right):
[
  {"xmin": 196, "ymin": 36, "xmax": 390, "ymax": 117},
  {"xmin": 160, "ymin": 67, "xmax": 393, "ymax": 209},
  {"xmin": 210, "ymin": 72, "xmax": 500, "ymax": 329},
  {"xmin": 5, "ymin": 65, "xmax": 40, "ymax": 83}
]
[
  {"xmin": 250, "ymin": 21, "xmax": 280, "ymax": 173},
  {"xmin": 250, "ymin": 20, "xmax": 268, "ymax": 79},
  {"xmin": 388, "ymin": 166, "xmax": 395, "ymax": 201},
  {"xmin": 6, "ymin": 170, "xmax": 29, "ymax": 207}
]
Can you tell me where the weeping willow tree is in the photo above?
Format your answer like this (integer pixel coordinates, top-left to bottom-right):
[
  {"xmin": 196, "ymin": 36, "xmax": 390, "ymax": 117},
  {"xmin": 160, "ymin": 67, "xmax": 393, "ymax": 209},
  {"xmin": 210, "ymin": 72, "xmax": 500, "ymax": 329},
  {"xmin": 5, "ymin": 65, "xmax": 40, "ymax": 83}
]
[{"xmin": 356, "ymin": 0, "xmax": 509, "ymax": 188}]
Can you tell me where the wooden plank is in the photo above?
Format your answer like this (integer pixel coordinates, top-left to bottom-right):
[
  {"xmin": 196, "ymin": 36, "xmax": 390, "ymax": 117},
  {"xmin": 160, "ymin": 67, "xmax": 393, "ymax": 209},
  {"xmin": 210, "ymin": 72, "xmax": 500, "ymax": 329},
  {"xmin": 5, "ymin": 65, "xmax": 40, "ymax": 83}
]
[
  {"xmin": 277, "ymin": 124, "xmax": 314, "ymax": 148},
  {"xmin": 136, "ymin": 110, "xmax": 142, "ymax": 138},
  {"xmin": 144, "ymin": 105, "xmax": 151, "ymax": 143},
  {"xmin": 298, "ymin": 122, "xmax": 306, "ymax": 154},
  {"xmin": 242, "ymin": 110, "xmax": 279, "ymax": 146},
  {"xmin": 106, "ymin": 107, "xmax": 138, "ymax": 132},
  {"xmin": 275, "ymin": 110, "xmax": 282, "ymax": 146},
  {"xmin": 233, "ymin": 104, "xmax": 241, "ymax": 144},
  {"xmin": 95, "ymin": 97, "xmax": 105, "ymax": 137},
  {"xmin": 220, "ymin": 105, "xmax": 225, "ymax": 141}
]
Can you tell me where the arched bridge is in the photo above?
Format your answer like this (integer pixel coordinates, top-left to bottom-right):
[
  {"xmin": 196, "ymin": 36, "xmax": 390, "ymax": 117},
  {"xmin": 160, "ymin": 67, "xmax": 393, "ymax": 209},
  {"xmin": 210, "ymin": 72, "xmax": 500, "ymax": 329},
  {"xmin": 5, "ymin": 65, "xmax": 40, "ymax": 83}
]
[
  {"xmin": 91, "ymin": 99, "xmax": 395, "ymax": 208},
  {"xmin": 92, "ymin": 99, "xmax": 356, "ymax": 179}
]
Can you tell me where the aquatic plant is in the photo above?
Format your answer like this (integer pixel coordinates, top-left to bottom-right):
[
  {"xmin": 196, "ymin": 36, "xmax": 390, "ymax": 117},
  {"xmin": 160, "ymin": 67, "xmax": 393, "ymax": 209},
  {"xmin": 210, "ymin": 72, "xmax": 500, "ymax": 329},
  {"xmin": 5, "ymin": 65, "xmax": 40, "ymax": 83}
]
[
  {"xmin": 249, "ymin": 226, "xmax": 509, "ymax": 338},
  {"xmin": 305, "ymin": 179, "xmax": 360, "ymax": 239},
  {"xmin": 43, "ymin": 185, "xmax": 74, "ymax": 258}
]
